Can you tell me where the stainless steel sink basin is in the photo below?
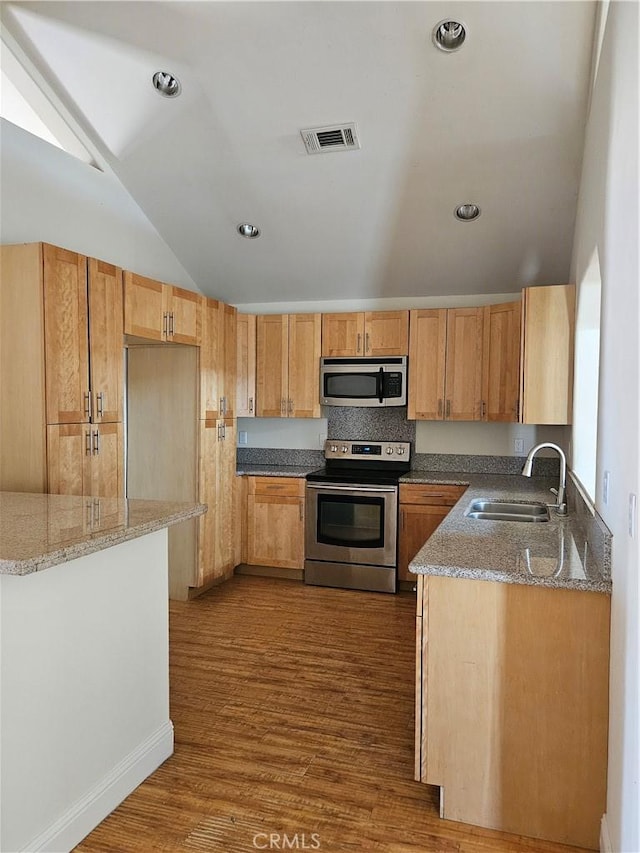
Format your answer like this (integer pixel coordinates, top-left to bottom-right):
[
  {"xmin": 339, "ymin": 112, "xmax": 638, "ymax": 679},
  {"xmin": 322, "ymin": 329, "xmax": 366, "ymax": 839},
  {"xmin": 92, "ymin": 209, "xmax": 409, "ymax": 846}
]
[{"xmin": 465, "ymin": 500, "xmax": 550, "ymax": 523}]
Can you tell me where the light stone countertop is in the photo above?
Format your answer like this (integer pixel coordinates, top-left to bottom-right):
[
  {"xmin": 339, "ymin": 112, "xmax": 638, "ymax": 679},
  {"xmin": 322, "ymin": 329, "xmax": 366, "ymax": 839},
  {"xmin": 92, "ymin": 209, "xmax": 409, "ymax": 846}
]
[
  {"xmin": 235, "ymin": 464, "xmax": 319, "ymax": 478},
  {"xmin": 0, "ymin": 492, "xmax": 206, "ymax": 576},
  {"xmin": 404, "ymin": 473, "xmax": 611, "ymax": 593}
]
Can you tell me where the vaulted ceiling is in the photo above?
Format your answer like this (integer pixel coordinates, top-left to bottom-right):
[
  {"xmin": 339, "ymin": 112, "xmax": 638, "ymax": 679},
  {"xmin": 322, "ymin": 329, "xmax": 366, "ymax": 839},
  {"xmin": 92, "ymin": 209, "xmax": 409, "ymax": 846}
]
[{"xmin": 1, "ymin": 1, "xmax": 596, "ymax": 304}]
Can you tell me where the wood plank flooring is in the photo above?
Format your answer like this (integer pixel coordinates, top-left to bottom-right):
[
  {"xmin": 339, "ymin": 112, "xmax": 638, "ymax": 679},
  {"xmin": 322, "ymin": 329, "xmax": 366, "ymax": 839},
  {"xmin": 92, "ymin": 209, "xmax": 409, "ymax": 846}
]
[{"xmin": 75, "ymin": 576, "xmax": 594, "ymax": 852}]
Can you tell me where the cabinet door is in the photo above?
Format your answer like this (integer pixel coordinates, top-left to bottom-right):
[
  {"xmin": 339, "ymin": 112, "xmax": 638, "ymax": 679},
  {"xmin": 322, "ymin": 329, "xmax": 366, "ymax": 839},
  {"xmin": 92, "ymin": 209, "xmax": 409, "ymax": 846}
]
[
  {"xmin": 398, "ymin": 504, "xmax": 450, "ymax": 582},
  {"xmin": 236, "ymin": 314, "xmax": 256, "ymax": 417},
  {"xmin": 43, "ymin": 245, "xmax": 90, "ymax": 424},
  {"xmin": 288, "ymin": 313, "xmax": 321, "ymax": 418},
  {"xmin": 169, "ymin": 286, "xmax": 201, "ymax": 345},
  {"xmin": 200, "ymin": 299, "xmax": 222, "ymax": 420},
  {"xmin": 123, "ymin": 271, "xmax": 167, "ymax": 341},
  {"xmin": 197, "ymin": 419, "xmax": 218, "ymax": 587},
  {"xmin": 521, "ymin": 284, "xmax": 575, "ymax": 424},
  {"xmin": 365, "ymin": 310, "xmax": 409, "ymax": 356},
  {"xmin": 86, "ymin": 422, "xmax": 124, "ymax": 497},
  {"xmin": 321, "ymin": 312, "xmax": 364, "ymax": 356},
  {"xmin": 482, "ymin": 301, "xmax": 521, "ymax": 422},
  {"xmin": 247, "ymin": 493, "xmax": 304, "ymax": 568},
  {"xmin": 222, "ymin": 304, "xmax": 237, "ymax": 417},
  {"xmin": 47, "ymin": 423, "xmax": 90, "ymax": 496},
  {"xmin": 445, "ymin": 308, "xmax": 484, "ymax": 421},
  {"xmin": 215, "ymin": 419, "xmax": 236, "ymax": 574},
  {"xmin": 256, "ymin": 315, "xmax": 289, "ymax": 417},
  {"xmin": 88, "ymin": 258, "xmax": 123, "ymax": 423},
  {"xmin": 408, "ymin": 309, "xmax": 447, "ymax": 420}
]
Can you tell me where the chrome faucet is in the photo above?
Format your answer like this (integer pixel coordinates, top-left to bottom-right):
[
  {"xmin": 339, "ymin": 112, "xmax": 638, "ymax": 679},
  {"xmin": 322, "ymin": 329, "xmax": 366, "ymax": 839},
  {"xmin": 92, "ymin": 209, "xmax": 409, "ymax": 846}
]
[{"xmin": 521, "ymin": 442, "xmax": 568, "ymax": 515}]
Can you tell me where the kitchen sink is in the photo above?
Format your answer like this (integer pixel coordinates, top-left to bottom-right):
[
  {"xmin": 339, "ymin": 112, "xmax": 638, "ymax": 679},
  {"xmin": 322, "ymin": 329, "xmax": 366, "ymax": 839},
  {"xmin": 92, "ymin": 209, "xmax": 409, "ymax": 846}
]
[{"xmin": 465, "ymin": 500, "xmax": 550, "ymax": 523}]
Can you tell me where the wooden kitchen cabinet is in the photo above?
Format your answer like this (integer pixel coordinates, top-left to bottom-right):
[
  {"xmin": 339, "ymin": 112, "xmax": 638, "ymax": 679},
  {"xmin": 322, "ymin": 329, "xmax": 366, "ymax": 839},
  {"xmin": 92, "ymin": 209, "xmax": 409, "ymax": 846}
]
[
  {"xmin": 415, "ymin": 574, "xmax": 609, "ymax": 849},
  {"xmin": 196, "ymin": 418, "xmax": 236, "ymax": 588},
  {"xmin": 43, "ymin": 246, "xmax": 123, "ymax": 425},
  {"xmin": 408, "ymin": 307, "xmax": 484, "ymax": 421},
  {"xmin": 236, "ymin": 313, "xmax": 256, "ymax": 417},
  {"xmin": 246, "ymin": 477, "xmax": 305, "ymax": 569},
  {"xmin": 321, "ymin": 310, "xmax": 409, "ymax": 357},
  {"xmin": 398, "ymin": 483, "xmax": 467, "ymax": 582},
  {"xmin": 255, "ymin": 313, "xmax": 321, "ymax": 418},
  {"xmin": 200, "ymin": 298, "xmax": 237, "ymax": 420},
  {"xmin": 482, "ymin": 300, "xmax": 521, "ymax": 422},
  {"xmin": 124, "ymin": 271, "xmax": 202, "ymax": 345},
  {"xmin": 47, "ymin": 422, "xmax": 123, "ymax": 498},
  {"xmin": 520, "ymin": 284, "xmax": 575, "ymax": 424}
]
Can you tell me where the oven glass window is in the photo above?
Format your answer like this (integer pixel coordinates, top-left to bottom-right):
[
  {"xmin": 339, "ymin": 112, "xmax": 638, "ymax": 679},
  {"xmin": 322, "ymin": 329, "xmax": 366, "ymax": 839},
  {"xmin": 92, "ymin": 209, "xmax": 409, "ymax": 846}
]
[
  {"xmin": 317, "ymin": 494, "xmax": 385, "ymax": 548},
  {"xmin": 324, "ymin": 372, "xmax": 379, "ymax": 399}
]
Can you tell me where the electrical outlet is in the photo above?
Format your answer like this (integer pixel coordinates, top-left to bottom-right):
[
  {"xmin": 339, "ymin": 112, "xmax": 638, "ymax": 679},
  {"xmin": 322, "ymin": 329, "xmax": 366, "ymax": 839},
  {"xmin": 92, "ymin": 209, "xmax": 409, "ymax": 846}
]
[
  {"xmin": 318, "ymin": 433, "xmax": 326, "ymax": 449},
  {"xmin": 629, "ymin": 493, "xmax": 637, "ymax": 539},
  {"xmin": 603, "ymin": 471, "xmax": 610, "ymax": 505},
  {"xmin": 238, "ymin": 430, "xmax": 248, "ymax": 446},
  {"xmin": 514, "ymin": 438, "xmax": 525, "ymax": 455}
]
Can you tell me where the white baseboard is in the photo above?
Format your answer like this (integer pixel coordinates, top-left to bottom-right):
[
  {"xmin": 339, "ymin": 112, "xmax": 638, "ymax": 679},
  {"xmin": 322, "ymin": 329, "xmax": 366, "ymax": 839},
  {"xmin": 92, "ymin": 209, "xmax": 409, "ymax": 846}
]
[
  {"xmin": 23, "ymin": 721, "xmax": 174, "ymax": 853},
  {"xmin": 601, "ymin": 813, "xmax": 613, "ymax": 853}
]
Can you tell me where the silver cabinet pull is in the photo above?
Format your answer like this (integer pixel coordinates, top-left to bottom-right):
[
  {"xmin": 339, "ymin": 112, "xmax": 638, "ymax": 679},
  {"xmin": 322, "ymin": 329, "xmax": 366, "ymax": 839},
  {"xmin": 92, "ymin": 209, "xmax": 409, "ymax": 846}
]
[
  {"xmin": 299, "ymin": 501, "xmax": 303, "ymax": 522},
  {"xmin": 437, "ymin": 399, "xmax": 443, "ymax": 418},
  {"xmin": 83, "ymin": 391, "xmax": 91, "ymax": 420},
  {"xmin": 288, "ymin": 398, "xmax": 293, "ymax": 415},
  {"xmin": 169, "ymin": 312, "xmax": 175, "ymax": 337},
  {"xmin": 365, "ymin": 332, "xmax": 370, "ymax": 354},
  {"xmin": 222, "ymin": 423, "xmax": 226, "ymax": 441},
  {"xmin": 96, "ymin": 392, "xmax": 104, "ymax": 419},
  {"xmin": 163, "ymin": 312, "xmax": 168, "ymax": 338},
  {"xmin": 357, "ymin": 333, "xmax": 362, "ymax": 354},
  {"xmin": 219, "ymin": 397, "xmax": 225, "ymax": 415},
  {"xmin": 223, "ymin": 396, "xmax": 227, "ymax": 415},
  {"xmin": 249, "ymin": 397, "xmax": 254, "ymax": 414},
  {"xmin": 92, "ymin": 429, "xmax": 100, "ymax": 455},
  {"xmin": 85, "ymin": 431, "xmax": 92, "ymax": 456},
  {"xmin": 217, "ymin": 423, "xmax": 222, "ymax": 441},
  {"xmin": 280, "ymin": 398, "xmax": 285, "ymax": 416},
  {"xmin": 445, "ymin": 400, "xmax": 451, "ymax": 419},
  {"xmin": 480, "ymin": 400, "xmax": 486, "ymax": 419}
]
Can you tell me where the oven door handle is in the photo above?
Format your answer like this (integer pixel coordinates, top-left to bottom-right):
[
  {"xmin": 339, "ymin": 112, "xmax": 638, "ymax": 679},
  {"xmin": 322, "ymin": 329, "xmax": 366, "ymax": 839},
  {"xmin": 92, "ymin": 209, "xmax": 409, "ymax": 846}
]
[
  {"xmin": 306, "ymin": 483, "xmax": 396, "ymax": 494},
  {"xmin": 377, "ymin": 367, "xmax": 384, "ymax": 403}
]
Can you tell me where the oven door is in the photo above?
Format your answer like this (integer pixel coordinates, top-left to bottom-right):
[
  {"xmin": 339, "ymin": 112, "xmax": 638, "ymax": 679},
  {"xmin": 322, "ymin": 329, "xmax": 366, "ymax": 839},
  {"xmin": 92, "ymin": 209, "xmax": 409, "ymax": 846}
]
[{"xmin": 305, "ymin": 483, "xmax": 398, "ymax": 567}]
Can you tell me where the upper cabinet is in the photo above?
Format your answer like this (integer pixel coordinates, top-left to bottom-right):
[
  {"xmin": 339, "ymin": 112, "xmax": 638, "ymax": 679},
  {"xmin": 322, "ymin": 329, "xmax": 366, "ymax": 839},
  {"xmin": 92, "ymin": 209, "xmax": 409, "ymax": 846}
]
[
  {"xmin": 200, "ymin": 299, "xmax": 237, "ymax": 420},
  {"xmin": 123, "ymin": 271, "xmax": 201, "ymax": 345},
  {"xmin": 322, "ymin": 310, "xmax": 409, "ymax": 357},
  {"xmin": 482, "ymin": 301, "xmax": 521, "ymax": 422},
  {"xmin": 520, "ymin": 284, "xmax": 575, "ymax": 424},
  {"xmin": 236, "ymin": 314, "xmax": 256, "ymax": 417},
  {"xmin": 43, "ymin": 245, "xmax": 123, "ymax": 425},
  {"xmin": 256, "ymin": 313, "xmax": 322, "ymax": 418}
]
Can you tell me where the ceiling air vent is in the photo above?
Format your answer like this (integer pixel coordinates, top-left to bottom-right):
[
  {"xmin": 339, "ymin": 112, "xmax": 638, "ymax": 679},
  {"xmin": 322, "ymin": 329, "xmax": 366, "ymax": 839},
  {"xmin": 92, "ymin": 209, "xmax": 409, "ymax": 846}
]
[{"xmin": 300, "ymin": 123, "xmax": 360, "ymax": 155}]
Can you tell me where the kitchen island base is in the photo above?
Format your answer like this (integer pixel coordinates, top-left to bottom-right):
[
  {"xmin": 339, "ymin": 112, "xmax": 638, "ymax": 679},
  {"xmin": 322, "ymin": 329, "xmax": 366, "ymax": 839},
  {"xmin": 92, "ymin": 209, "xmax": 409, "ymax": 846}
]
[
  {"xmin": 415, "ymin": 574, "xmax": 610, "ymax": 850},
  {"xmin": 1, "ymin": 529, "xmax": 173, "ymax": 853}
]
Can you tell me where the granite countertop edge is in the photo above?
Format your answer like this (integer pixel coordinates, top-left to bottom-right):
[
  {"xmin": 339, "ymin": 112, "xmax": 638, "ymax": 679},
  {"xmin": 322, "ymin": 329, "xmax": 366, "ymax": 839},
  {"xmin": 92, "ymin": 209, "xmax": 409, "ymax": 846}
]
[
  {"xmin": 236, "ymin": 464, "xmax": 318, "ymax": 477},
  {"xmin": 1, "ymin": 497, "xmax": 206, "ymax": 577}
]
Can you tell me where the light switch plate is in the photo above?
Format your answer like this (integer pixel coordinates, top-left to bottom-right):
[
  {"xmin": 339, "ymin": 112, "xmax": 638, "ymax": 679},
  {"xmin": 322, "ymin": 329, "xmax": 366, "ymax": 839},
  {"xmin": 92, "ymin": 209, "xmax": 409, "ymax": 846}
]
[
  {"xmin": 514, "ymin": 438, "xmax": 525, "ymax": 455},
  {"xmin": 238, "ymin": 430, "xmax": 248, "ymax": 446}
]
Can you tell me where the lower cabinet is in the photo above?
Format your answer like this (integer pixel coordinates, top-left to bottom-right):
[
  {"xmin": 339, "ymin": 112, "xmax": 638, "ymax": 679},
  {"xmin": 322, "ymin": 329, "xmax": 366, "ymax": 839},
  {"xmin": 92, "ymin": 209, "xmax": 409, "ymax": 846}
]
[
  {"xmin": 47, "ymin": 422, "xmax": 124, "ymax": 498},
  {"xmin": 197, "ymin": 418, "xmax": 236, "ymax": 588},
  {"xmin": 246, "ymin": 477, "xmax": 305, "ymax": 569},
  {"xmin": 398, "ymin": 483, "xmax": 467, "ymax": 582}
]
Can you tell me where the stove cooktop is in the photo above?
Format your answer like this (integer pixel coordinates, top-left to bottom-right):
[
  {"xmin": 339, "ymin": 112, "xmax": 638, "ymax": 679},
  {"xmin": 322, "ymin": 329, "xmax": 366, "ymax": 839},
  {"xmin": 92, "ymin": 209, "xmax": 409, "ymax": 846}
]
[{"xmin": 306, "ymin": 439, "xmax": 411, "ymax": 486}]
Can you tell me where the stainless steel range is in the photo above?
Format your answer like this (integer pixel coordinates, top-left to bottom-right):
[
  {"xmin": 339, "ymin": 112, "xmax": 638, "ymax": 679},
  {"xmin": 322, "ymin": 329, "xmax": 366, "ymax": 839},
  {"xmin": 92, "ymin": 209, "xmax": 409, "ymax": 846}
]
[{"xmin": 304, "ymin": 439, "xmax": 411, "ymax": 593}]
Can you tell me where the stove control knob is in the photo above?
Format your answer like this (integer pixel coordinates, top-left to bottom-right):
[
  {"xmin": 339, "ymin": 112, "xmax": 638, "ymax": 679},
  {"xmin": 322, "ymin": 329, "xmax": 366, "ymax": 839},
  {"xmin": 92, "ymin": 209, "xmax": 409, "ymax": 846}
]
[
  {"xmin": 397, "ymin": 447, "xmax": 405, "ymax": 455},
  {"xmin": 330, "ymin": 444, "xmax": 338, "ymax": 452},
  {"xmin": 341, "ymin": 445, "xmax": 349, "ymax": 453},
  {"xmin": 386, "ymin": 447, "xmax": 394, "ymax": 455}
]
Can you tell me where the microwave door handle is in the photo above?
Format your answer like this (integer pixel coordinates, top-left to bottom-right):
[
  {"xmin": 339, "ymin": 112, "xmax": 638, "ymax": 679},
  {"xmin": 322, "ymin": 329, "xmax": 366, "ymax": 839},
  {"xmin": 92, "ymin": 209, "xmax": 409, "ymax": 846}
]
[{"xmin": 378, "ymin": 367, "xmax": 384, "ymax": 403}]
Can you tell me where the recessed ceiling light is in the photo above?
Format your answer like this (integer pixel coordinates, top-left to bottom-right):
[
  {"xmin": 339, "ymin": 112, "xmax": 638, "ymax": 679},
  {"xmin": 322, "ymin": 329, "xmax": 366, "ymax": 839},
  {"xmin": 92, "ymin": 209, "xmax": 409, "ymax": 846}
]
[
  {"xmin": 454, "ymin": 204, "xmax": 481, "ymax": 222},
  {"xmin": 152, "ymin": 71, "xmax": 181, "ymax": 98},
  {"xmin": 433, "ymin": 20, "xmax": 467, "ymax": 52},
  {"xmin": 237, "ymin": 223, "xmax": 261, "ymax": 239}
]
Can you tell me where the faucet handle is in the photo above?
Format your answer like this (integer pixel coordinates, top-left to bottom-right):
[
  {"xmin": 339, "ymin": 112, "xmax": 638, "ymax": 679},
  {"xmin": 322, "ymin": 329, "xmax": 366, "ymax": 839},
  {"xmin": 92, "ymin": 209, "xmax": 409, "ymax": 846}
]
[{"xmin": 550, "ymin": 487, "xmax": 558, "ymax": 496}]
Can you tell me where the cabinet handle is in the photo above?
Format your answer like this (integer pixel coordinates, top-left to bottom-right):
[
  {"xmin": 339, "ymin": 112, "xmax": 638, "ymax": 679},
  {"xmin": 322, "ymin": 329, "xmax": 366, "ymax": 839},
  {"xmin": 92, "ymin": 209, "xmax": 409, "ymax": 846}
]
[
  {"xmin": 96, "ymin": 392, "xmax": 104, "ymax": 419},
  {"xmin": 169, "ymin": 312, "xmax": 175, "ymax": 337},
  {"xmin": 365, "ymin": 332, "xmax": 370, "ymax": 354},
  {"xmin": 220, "ymin": 397, "xmax": 225, "ymax": 415},
  {"xmin": 163, "ymin": 312, "xmax": 168, "ymax": 338},
  {"xmin": 288, "ymin": 398, "xmax": 293, "ymax": 415},
  {"xmin": 280, "ymin": 398, "xmax": 285, "ymax": 416},
  {"xmin": 93, "ymin": 498, "xmax": 101, "ymax": 527},
  {"xmin": 222, "ymin": 423, "xmax": 226, "ymax": 441},
  {"xmin": 85, "ymin": 431, "xmax": 92, "ymax": 456},
  {"xmin": 299, "ymin": 502, "xmax": 303, "ymax": 522},
  {"xmin": 437, "ymin": 399, "xmax": 443, "ymax": 418},
  {"xmin": 92, "ymin": 429, "xmax": 100, "ymax": 455},
  {"xmin": 480, "ymin": 400, "xmax": 486, "ymax": 419},
  {"xmin": 217, "ymin": 423, "xmax": 222, "ymax": 441},
  {"xmin": 249, "ymin": 397, "xmax": 254, "ymax": 414},
  {"xmin": 223, "ymin": 396, "xmax": 227, "ymax": 415},
  {"xmin": 83, "ymin": 391, "xmax": 91, "ymax": 420},
  {"xmin": 357, "ymin": 333, "xmax": 362, "ymax": 354},
  {"xmin": 446, "ymin": 400, "xmax": 451, "ymax": 418}
]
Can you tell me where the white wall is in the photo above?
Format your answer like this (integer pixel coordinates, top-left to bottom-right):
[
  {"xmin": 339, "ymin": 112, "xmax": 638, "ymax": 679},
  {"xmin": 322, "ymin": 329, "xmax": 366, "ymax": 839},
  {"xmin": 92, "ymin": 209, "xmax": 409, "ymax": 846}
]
[
  {"xmin": 569, "ymin": 2, "xmax": 639, "ymax": 851},
  {"xmin": 0, "ymin": 119, "xmax": 200, "ymax": 291}
]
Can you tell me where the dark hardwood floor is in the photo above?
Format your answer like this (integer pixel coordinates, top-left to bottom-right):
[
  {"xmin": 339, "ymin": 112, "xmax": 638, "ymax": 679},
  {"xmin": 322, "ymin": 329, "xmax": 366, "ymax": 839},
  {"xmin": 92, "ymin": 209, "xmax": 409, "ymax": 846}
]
[{"xmin": 75, "ymin": 576, "xmax": 592, "ymax": 852}]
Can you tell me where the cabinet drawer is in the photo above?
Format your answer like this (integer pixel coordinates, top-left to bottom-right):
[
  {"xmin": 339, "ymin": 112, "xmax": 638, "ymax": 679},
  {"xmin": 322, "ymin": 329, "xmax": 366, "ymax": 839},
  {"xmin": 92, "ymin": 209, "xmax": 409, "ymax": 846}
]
[
  {"xmin": 400, "ymin": 483, "xmax": 466, "ymax": 506},
  {"xmin": 249, "ymin": 476, "xmax": 305, "ymax": 497}
]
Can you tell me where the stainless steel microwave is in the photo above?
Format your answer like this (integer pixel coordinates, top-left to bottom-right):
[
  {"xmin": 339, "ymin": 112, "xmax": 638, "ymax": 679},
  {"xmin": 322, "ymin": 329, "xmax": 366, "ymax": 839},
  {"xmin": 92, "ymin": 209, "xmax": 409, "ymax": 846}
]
[{"xmin": 320, "ymin": 357, "xmax": 407, "ymax": 407}]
